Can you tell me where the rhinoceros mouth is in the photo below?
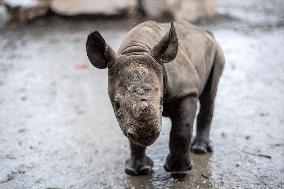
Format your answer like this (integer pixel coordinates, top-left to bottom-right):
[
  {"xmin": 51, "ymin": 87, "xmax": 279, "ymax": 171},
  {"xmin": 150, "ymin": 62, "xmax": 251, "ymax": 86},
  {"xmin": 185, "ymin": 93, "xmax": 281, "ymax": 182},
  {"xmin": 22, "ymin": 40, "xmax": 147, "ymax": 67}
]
[
  {"xmin": 126, "ymin": 130, "xmax": 160, "ymax": 147},
  {"xmin": 128, "ymin": 137, "xmax": 156, "ymax": 147}
]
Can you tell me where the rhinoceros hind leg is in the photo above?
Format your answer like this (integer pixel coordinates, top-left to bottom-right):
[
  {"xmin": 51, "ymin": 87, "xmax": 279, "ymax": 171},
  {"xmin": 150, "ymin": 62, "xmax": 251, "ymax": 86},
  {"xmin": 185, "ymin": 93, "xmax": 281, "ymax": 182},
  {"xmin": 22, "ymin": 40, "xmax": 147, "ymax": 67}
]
[{"xmin": 191, "ymin": 49, "xmax": 224, "ymax": 154}]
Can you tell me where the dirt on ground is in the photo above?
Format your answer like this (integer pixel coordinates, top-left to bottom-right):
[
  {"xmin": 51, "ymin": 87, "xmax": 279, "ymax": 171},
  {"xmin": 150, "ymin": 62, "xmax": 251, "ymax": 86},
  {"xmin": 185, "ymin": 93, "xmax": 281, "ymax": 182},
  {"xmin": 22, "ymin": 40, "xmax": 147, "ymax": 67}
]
[{"xmin": 0, "ymin": 0, "xmax": 284, "ymax": 188}]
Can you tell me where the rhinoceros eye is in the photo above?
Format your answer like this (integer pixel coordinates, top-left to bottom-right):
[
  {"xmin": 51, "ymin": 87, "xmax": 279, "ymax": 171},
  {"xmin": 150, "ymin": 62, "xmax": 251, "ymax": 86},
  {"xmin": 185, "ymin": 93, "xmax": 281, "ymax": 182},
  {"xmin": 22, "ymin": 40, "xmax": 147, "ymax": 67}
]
[
  {"xmin": 160, "ymin": 97, "xmax": 164, "ymax": 105},
  {"xmin": 114, "ymin": 99, "xmax": 120, "ymax": 110}
]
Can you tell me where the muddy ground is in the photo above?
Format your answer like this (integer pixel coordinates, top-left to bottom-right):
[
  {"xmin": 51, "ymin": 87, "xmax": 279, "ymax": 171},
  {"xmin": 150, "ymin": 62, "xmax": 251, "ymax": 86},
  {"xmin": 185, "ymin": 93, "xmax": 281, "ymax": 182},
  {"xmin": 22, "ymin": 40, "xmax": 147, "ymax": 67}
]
[{"xmin": 0, "ymin": 0, "xmax": 284, "ymax": 188}]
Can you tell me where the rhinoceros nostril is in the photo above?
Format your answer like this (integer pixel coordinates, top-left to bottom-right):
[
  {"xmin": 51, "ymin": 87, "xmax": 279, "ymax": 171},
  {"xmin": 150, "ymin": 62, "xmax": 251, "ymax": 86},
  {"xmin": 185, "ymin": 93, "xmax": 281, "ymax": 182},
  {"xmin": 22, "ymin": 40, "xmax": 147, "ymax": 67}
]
[{"xmin": 127, "ymin": 128, "xmax": 138, "ymax": 141}]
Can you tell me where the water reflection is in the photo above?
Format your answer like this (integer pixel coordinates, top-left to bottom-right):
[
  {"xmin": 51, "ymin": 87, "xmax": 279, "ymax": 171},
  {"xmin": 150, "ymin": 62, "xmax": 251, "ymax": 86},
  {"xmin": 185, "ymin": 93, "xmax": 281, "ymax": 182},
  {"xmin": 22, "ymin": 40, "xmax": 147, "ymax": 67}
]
[
  {"xmin": 124, "ymin": 153, "xmax": 213, "ymax": 188},
  {"xmin": 124, "ymin": 118, "xmax": 214, "ymax": 188}
]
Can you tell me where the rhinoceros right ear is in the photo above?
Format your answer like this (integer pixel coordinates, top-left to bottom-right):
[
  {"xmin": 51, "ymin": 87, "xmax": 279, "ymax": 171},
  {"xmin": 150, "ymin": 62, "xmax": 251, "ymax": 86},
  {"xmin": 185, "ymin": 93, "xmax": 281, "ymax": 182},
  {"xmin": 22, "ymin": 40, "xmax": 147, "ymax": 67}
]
[
  {"xmin": 86, "ymin": 31, "xmax": 116, "ymax": 69},
  {"xmin": 150, "ymin": 23, "xmax": 178, "ymax": 64}
]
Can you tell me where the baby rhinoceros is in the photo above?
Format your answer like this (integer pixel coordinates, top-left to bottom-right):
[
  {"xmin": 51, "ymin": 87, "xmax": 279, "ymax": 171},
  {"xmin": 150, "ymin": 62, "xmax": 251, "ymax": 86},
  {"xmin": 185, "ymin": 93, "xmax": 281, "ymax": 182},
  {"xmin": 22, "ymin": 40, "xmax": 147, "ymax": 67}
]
[{"xmin": 86, "ymin": 21, "xmax": 224, "ymax": 178}]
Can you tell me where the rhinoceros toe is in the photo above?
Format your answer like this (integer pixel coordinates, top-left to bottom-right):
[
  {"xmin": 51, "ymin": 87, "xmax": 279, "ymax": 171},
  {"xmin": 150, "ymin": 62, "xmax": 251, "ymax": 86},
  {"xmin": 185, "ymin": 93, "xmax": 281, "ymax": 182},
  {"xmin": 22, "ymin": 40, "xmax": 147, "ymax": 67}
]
[
  {"xmin": 125, "ymin": 155, "xmax": 153, "ymax": 176},
  {"xmin": 191, "ymin": 138, "xmax": 213, "ymax": 154}
]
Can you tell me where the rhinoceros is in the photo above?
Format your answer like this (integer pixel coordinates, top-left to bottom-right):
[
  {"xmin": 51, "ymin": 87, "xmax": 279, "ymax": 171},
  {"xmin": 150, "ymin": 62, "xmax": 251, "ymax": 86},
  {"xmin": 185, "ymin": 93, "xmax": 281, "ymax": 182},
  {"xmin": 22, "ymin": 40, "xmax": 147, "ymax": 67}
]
[{"xmin": 86, "ymin": 20, "xmax": 224, "ymax": 177}]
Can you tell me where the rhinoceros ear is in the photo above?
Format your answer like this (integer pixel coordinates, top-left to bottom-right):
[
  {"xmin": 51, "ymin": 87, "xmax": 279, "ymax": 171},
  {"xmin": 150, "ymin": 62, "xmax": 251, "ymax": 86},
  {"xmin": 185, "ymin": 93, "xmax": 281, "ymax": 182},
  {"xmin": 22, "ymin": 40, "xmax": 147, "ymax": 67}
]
[
  {"xmin": 150, "ymin": 23, "xmax": 178, "ymax": 63},
  {"xmin": 86, "ymin": 31, "xmax": 116, "ymax": 69}
]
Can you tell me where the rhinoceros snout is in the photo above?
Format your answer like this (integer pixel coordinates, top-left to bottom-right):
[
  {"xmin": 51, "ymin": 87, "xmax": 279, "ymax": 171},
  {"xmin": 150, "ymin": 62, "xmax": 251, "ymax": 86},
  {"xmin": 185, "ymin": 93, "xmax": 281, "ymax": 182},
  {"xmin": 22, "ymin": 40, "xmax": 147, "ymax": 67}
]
[{"xmin": 126, "ymin": 126, "xmax": 160, "ymax": 147}]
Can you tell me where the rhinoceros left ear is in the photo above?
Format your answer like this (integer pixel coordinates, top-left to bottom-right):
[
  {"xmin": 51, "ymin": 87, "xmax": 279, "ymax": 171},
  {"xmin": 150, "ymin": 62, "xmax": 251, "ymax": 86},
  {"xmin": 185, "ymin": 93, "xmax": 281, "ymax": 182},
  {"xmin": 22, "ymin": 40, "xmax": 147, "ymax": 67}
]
[
  {"xmin": 86, "ymin": 31, "xmax": 116, "ymax": 69},
  {"xmin": 150, "ymin": 23, "xmax": 178, "ymax": 63}
]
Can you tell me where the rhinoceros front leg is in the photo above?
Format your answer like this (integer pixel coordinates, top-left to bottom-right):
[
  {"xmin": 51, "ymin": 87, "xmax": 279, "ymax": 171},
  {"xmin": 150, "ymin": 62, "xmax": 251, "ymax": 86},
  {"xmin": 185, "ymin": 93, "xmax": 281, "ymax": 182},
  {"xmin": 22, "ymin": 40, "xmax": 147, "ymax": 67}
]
[
  {"xmin": 164, "ymin": 97, "xmax": 197, "ymax": 178},
  {"xmin": 125, "ymin": 142, "xmax": 153, "ymax": 176}
]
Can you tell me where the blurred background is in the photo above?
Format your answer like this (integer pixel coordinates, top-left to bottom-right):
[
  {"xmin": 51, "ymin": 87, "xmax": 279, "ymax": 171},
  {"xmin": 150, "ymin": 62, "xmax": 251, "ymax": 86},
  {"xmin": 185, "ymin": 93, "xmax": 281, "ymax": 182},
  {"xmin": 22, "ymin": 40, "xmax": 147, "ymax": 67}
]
[{"xmin": 0, "ymin": 0, "xmax": 283, "ymax": 188}]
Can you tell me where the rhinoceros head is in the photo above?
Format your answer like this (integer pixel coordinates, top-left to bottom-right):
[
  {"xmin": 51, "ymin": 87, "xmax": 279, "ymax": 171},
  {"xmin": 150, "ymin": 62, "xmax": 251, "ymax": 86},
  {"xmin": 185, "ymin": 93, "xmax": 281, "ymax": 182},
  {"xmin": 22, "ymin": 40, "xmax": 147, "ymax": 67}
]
[{"xmin": 86, "ymin": 24, "xmax": 178, "ymax": 147}]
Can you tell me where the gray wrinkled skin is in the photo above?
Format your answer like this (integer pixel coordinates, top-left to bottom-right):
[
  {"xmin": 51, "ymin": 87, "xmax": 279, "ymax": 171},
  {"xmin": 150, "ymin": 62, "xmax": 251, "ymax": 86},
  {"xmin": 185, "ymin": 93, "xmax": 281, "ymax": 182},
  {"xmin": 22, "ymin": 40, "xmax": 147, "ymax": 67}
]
[{"xmin": 86, "ymin": 20, "xmax": 224, "ymax": 177}]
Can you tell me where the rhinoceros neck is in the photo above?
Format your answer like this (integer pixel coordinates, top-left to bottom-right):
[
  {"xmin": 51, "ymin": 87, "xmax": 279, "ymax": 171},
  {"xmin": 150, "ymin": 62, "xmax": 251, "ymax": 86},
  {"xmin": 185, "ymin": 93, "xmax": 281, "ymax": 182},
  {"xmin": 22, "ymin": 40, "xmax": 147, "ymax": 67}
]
[
  {"xmin": 118, "ymin": 21, "xmax": 166, "ymax": 56},
  {"xmin": 120, "ymin": 44, "xmax": 149, "ymax": 55}
]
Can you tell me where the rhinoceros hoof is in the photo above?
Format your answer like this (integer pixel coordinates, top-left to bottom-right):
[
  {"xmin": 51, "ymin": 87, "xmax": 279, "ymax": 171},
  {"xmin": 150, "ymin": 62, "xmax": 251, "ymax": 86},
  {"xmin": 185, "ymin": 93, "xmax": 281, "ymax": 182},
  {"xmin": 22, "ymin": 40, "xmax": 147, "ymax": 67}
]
[
  {"xmin": 191, "ymin": 138, "xmax": 213, "ymax": 154},
  {"xmin": 164, "ymin": 155, "xmax": 192, "ymax": 179},
  {"xmin": 125, "ymin": 156, "xmax": 153, "ymax": 176},
  {"xmin": 164, "ymin": 164, "xmax": 191, "ymax": 179}
]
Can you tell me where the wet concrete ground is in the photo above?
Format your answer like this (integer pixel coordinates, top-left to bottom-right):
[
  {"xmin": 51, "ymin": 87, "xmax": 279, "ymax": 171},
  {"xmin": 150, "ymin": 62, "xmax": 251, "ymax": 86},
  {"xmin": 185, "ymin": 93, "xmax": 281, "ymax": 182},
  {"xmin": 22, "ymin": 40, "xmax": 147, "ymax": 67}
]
[{"xmin": 0, "ymin": 0, "xmax": 284, "ymax": 188}]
